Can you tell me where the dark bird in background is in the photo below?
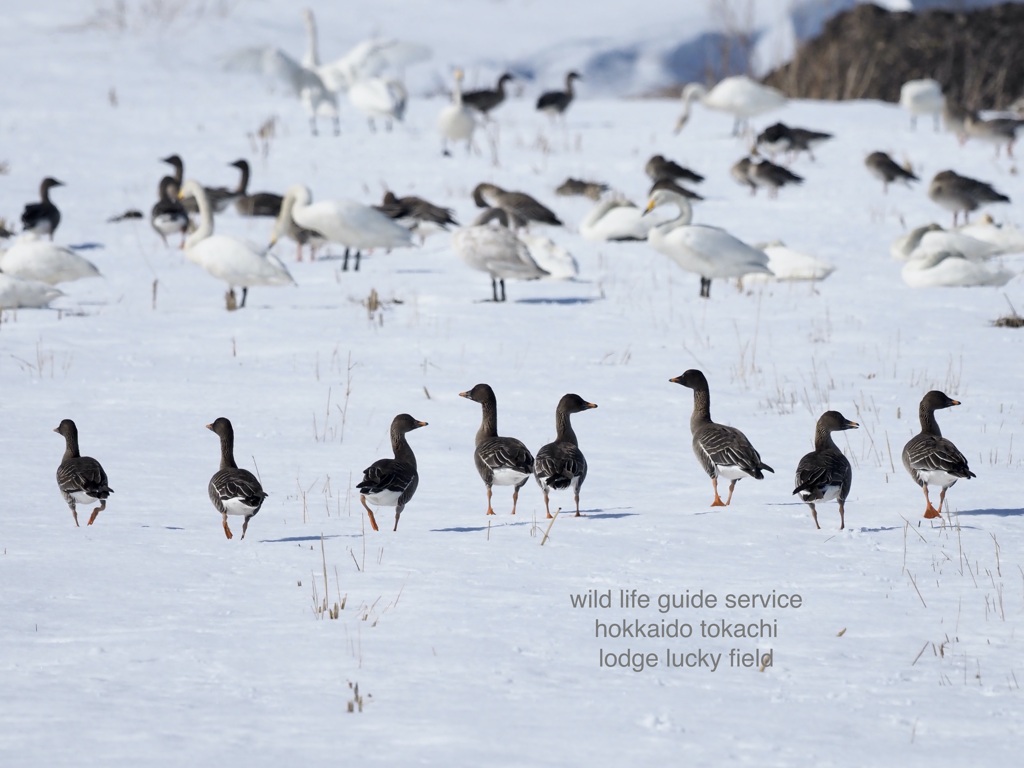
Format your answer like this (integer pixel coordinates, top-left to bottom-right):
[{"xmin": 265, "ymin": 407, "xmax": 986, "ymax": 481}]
[
  {"xmin": 22, "ymin": 177, "xmax": 64, "ymax": 239},
  {"xmin": 864, "ymin": 151, "xmax": 918, "ymax": 193},
  {"xmin": 755, "ymin": 122, "xmax": 833, "ymax": 161},
  {"xmin": 928, "ymin": 169, "xmax": 1009, "ymax": 226},
  {"xmin": 536, "ymin": 71, "xmax": 582, "ymax": 118},
  {"xmin": 463, "ymin": 72, "xmax": 515, "ymax": 117},
  {"xmin": 645, "ymin": 154, "xmax": 704, "ymax": 186},
  {"xmin": 472, "ymin": 182, "xmax": 561, "ymax": 228}
]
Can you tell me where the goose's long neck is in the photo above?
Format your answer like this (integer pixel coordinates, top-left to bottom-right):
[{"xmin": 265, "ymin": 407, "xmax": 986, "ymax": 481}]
[
  {"xmin": 919, "ymin": 404, "xmax": 942, "ymax": 437},
  {"xmin": 554, "ymin": 410, "xmax": 578, "ymax": 446},
  {"xmin": 61, "ymin": 433, "xmax": 81, "ymax": 462},
  {"xmin": 391, "ymin": 429, "xmax": 417, "ymax": 468},
  {"xmin": 813, "ymin": 425, "xmax": 839, "ymax": 452},
  {"xmin": 218, "ymin": 432, "xmax": 237, "ymax": 471},
  {"xmin": 234, "ymin": 163, "xmax": 250, "ymax": 196},
  {"xmin": 453, "ymin": 77, "xmax": 464, "ymax": 107},
  {"xmin": 565, "ymin": 75, "xmax": 575, "ymax": 97},
  {"xmin": 476, "ymin": 401, "xmax": 498, "ymax": 443},
  {"xmin": 41, "ymin": 183, "xmax": 53, "ymax": 204},
  {"xmin": 690, "ymin": 387, "xmax": 712, "ymax": 431}
]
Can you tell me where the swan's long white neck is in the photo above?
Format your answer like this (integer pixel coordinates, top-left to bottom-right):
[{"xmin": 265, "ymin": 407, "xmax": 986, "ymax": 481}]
[
  {"xmin": 182, "ymin": 180, "xmax": 213, "ymax": 249},
  {"xmin": 302, "ymin": 10, "xmax": 320, "ymax": 69},
  {"xmin": 452, "ymin": 73, "xmax": 464, "ymax": 107}
]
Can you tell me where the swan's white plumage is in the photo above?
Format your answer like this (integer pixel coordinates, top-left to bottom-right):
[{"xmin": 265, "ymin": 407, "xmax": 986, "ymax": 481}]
[
  {"xmin": 900, "ymin": 250, "xmax": 1014, "ymax": 288},
  {"xmin": 890, "ymin": 223, "xmax": 1006, "ymax": 262},
  {"xmin": 675, "ymin": 75, "xmax": 785, "ymax": 135},
  {"xmin": 958, "ymin": 217, "xmax": 1024, "ymax": 254},
  {"xmin": 451, "ymin": 218, "xmax": 549, "ymax": 286},
  {"xmin": 579, "ymin": 196, "xmax": 654, "ymax": 242},
  {"xmin": 645, "ymin": 187, "xmax": 771, "ymax": 287},
  {"xmin": 0, "ymin": 273, "xmax": 64, "ymax": 308},
  {"xmin": 0, "ymin": 234, "xmax": 100, "ymax": 286},
  {"xmin": 180, "ymin": 179, "xmax": 295, "ymax": 293},
  {"xmin": 277, "ymin": 185, "xmax": 414, "ymax": 252},
  {"xmin": 437, "ymin": 69, "xmax": 477, "ymax": 153},
  {"xmin": 745, "ymin": 242, "xmax": 834, "ymax": 282},
  {"xmin": 348, "ymin": 76, "xmax": 407, "ymax": 128},
  {"xmin": 899, "ymin": 79, "xmax": 945, "ymax": 130},
  {"xmin": 518, "ymin": 232, "xmax": 578, "ymax": 279}
]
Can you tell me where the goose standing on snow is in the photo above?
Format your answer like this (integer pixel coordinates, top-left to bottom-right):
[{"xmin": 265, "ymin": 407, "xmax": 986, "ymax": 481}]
[
  {"xmin": 437, "ymin": 68, "xmax": 477, "ymax": 156},
  {"xmin": 793, "ymin": 411, "xmax": 859, "ymax": 530},
  {"xmin": 644, "ymin": 179, "xmax": 771, "ymax": 298},
  {"xmin": 730, "ymin": 157, "xmax": 758, "ymax": 194},
  {"xmin": 21, "ymin": 177, "xmax": 64, "ymax": 239},
  {"xmin": 151, "ymin": 175, "xmax": 190, "ymax": 247},
  {"xmin": 555, "ymin": 178, "xmax": 609, "ymax": 200},
  {"xmin": 536, "ymin": 71, "xmax": 581, "ymax": 119},
  {"xmin": 865, "ymin": 151, "xmax": 918, "ymax": 193},
  {"xmin": 472, "ymin": 183, "xmax": 562, "ymax": 228},
  {"xmin": 206, "ymin": 417, "xmax": 267, "ymax": 540},
  {"xmin": 963, "ymin": 112, "xmax": 1024, "ymax": 158},
  {"xmin": 674, "ymin": 75, "xmax": 786, "ymax": 136},
  {"xmin": 670, "ymin": 369, "xmax": 773, "ymax": 507},
  {"xmin": 459, "ymin": 383, "xmax": 535, "ymax": 516},
  {"xmin": 902, "ymin": 391, "xmax": 975, "ymax": 519},
  {"xmin": 463, "ymin": 72, "xmax": 515, "ymax": 118},
  {"xmin": 357, "ymin": 414, "xmax": 428, "ymax": 532},
  {"xmin": 755, "ymin": 122, "xmax": 832, "ymax": 161},
  {"xmin": 928, "ymin": 170, "xmax": 1009, "ymax": 227},
  {"xmin": 451, "ymin": 208, "xmax": 549, "ymax": 301},
  {"xmin": 54, "ymin": 419, "xmax": 112, "ymax": 527},
  {"xmin": 179, "ymin": 179, "xmax": 294, "ymax": 309},
  {"xmin": 375, "ymin": 191, "xmax": 458, "ymax": 240},
  {"xmin": 272, "ymin": 184, "xmax": 414, "ymax": 271},
  {"xmin": 232, "ymin": 159, "xmax": 284, "ymax": 217},
  {"xmin": 900, "ymin": 78, "xmax": 945, "ymax": 131},
  {"xmin": 0, "ymin": 234, "xmax": 101, "ymax": 286},
  {"xmin": 535, "ymin": 394, "xmax": 597, "ymax": 518},
  {"xmin": 645, "ymin": 155, "xmax": 704, "ymax": 186},
  {"xmin": 747, "ymin": 158, "xmax": 803, "ymax": 198}
]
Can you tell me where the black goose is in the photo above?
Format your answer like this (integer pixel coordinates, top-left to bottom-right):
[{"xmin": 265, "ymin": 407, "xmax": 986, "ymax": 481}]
[
  {"xmin": 357, "ymin": 414, "xmax": 428, "ymax": 532},
  {"xmin": 459, "ymin": 383, "xmax": 535, "ymax": 515},
  {"xmin": 536, "ymin": 71, "xmax": 581, "ymax": 117},
  {"xmin": 864, "ymin": 151, "xmax": 918, "ymax": 194},
  {"xmin": 748, "ymin": 158, "xmax": 803, "ymax": 198},
  {"xmin": 54, "ymin": 419, "xmax": 112, "ymax": 527},
  {"xmin": 231, "ymin": 159, "xmax": 284, "ymax": 218},
  {"xmin": 162, "ymin": 154, "xmax": 239, "ymax": 215},
  {"xmin": 755, "ymin": 122, "xmax": 833, "ymax": 161},
  {"xmin": 670, "ymin": 370, "xmax": 773, "ymax": 506},
  {"xmin": 151, "ymin": 175, "xmax": 190, "ymax": 248},
  {"xmin": 535, "ymin": 394, "xmax": 597, "ymax": 518},
  {"xmin": 375, "ymin": 191, "xmax": 458, "ymax": 237},
  {"xmin": 730, "ymin": 157, "xmax": 757, "ymax": 194},
  {"xmin": 902, "ymin": 391, "xmax": 975, "ymax": 519},
  {"xmin": 22, "ymin": 177, "xmax": 64, "ymax": 239},
  {"xmin": 793, "ymin": 411, "xmax": 859, "ymax": 530},
  {"xmin": 472, "ymin": 183, "xmax": 561, "ymax": 227},
  {"xmin": 463, "ymin": 72, "xmax": 515, "ymax": 117},
  {"xmin": 645, "ymin": 155, "xmax": 704, "ymax": 185},
  {"xmin": 206, "ymin": 417, "xmax": 268, "ymax": 539}
]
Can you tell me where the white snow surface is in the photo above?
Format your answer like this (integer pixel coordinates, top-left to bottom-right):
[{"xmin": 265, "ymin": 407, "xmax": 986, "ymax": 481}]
[{"xmin": 2, "ymin": 2, "xmax": 1024, "ymax": 766}]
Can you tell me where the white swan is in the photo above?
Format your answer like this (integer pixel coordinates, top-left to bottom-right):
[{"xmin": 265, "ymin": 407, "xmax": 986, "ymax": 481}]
[
  {"xmin": 0, "ymin": 272, "xmax": 63, "ymax": 308},
  {"xmin": 579, "ymin": 195, "xmax": 654, "ymax": 242},
  {"xmin": 273, "ymin": 184, "xmax": 414, "ymax": 271},
  {"xmin": 958, "ymin": 215, "xmax": 1024, "ymax": 253},
  {"xmin": 0, "ymin": 234, "xmax": 101, "ymax": 286},
  {"xmin": 347, "ymin": 76, "xmax": 407, "ymax": 132},
  {"xmin": 891, "ymin": 223, "xmax": 1003, "ymax": 262},
  {"xmin": 518, "ymin": 232, "xmax": 578, "ymax": 279},
  {"xmin": 745, "ymin": 242, "xmax": 834, "ymax": 283},
  {"xmin": 451, "ymin": 209, "xmax": 549, "ymax": 301},
  {"xmin": 437, "ymin": 69, "xmax": 477, "ymax": 156},
  {"xmin": 179, "ymin": 179, "xmax": 295, "ymax": 309},
  {"xmin": 674, "ymin": 75, "xmax": 786, "ymax": 136},
  {"xmin": 900, "ymin": 79, "xmax": 945, "ymax": 131},
  {"xmin": 317, "ymin": 36, "xmax": 431, "ymax": 93},
  {"xmin": 644, "ymin": 182, "xmax": 771, "ymax": 297},
  {"xmin": 901, "ymin": 250, "xmax": 1014, "ymax": 288}
]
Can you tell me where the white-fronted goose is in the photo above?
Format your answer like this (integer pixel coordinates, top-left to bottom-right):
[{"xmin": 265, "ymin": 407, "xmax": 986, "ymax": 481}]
[
  {"xmin": 206, "ymin": 417, "xmax": 267, "ymax": 539},
  {"xmin": 865, "ymin": 151, "xmax": 918, "ymax": 193},
  {"xmin": 730, "ymin": 157, "xmax": 758, "ymax": 194},
  {"xmin": 21, "ymin": 177, "xmax": 64, "ymax": 240},
  {"xmin": 451, "ymin": 208, "xmax": 549, "ymax": 301},
  {"xmin": 437, "ymin": 69, "xmax": 477, "ymax": 156},
  {"xmin": 232, "ymin": 159, "xmax": 284, "ymax": 218},
  {"xmin": 645, "ymin": 180, "xmax": 771, "ymax": 298},
  {"xmin": 793, "ymin": 411, "xmax": 859, "ymax": 529},
  {"xmin": 675, "ymin": 75, "xmax": 785, "ymax": 136},
  {"xmin": 463, "ymin": 72, "xmax": 514, "ymax": 117},
  {"xmin": 459, "ymin": 383, "xmax": 535, "ymax": 515},
  {"xmin": 964, "ymin": 112, "xmax": 1024, "ymax": 158},
  {"xmin": 900, "ymin": 78, "xmax": 944, "ymax": 131},
  {"xmin": 375, "ymin": 191, "xmax": 458, "ymax": 239},
  {"xmin": 902, "ymin": 391, "xmax": 975, "ymax": 519},
  {"xmin": 273, "ymin": 184, "xmax": 414, "ymax": 271},
  {"xmin": 536, "ymin": 71, "xmax": 581, "ymax": 117},
  {"xmin": 554, "ymin": 178, "xmax": 609, "ymax": 200},
  {"xmin": 54, "ymin": 419, "xmax": 112, "ymax": 527},
  {"xmin": 357, "ymin": 414, "xmax": 428, "ymax": 532},
  {"xmin": 535, "ymin": 394, "xmax": 597, "ymax": 518},
  {"xmin": 180, "ymin": 179, "xmax": 295, "ymax": 309},
  {"xmin": 472, "ymin": 183, "xmax": 561, "ymax": 228},
  {"xmin": 151, "ymin": 176, "xmax": 190, "ymax": 248},
  {"xmin": 756, "ymin": 122, "xmax": 832, "ymax": 161},
  {"xmin": 928, "ymin": 170, "xmax": 1009, "ymax": 227},
  {"xmin": 645, "ymin": 155, "xmax": 705, "ymax": 185},
  {"xmin": 747, "ymin": 158, "xmax": 803, "ymax": 198},
  {"xmin": 670, "ymin": 369, "xmax": 773, "ymax": 506}
]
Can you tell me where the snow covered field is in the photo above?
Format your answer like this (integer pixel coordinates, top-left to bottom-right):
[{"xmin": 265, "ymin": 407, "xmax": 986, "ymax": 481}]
[{"xmin": 2, "ymin": 2, "xmax": 1023, "ymax": 766}]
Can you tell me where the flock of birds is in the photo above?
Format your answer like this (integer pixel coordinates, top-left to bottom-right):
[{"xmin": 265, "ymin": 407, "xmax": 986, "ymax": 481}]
[{"xmin": 50, "ymin": 374, "xmax": 975, "ymax": 538}]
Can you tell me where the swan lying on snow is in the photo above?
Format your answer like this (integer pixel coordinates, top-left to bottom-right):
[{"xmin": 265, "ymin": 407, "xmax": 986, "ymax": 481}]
[
  {"xmin": 0, "ymin": 272, "xmax": 63, "ymax": 308},
  {"xmin": 901, "ymin": 250, "xmax": 1014, "ymax": 288},
  {"xmin": 890, "ymin": 221, "xmax": 1023, "ymax": 262},
  {"xmin": 744, "ymin": 242, "xmax": 834, "ymax": 283},
  {"xmin": 179, "ymin": 180, "xmax": 294, "ymax": 310},
  {"xmin": 579, "ymin": 195, "xmax": 655, "ymax": 242},
  {"xmin": 0, "ymin": 233, "xmax": 100, "ymax": 285}
]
